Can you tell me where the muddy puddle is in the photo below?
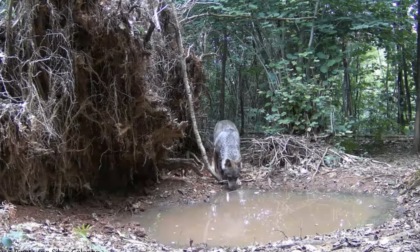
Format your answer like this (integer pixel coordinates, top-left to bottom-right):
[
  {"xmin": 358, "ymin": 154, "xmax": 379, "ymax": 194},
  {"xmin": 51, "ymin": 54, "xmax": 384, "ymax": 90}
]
[{"xmin": 127, "ymin": 190, "xmax": 395, "ymax": 247}]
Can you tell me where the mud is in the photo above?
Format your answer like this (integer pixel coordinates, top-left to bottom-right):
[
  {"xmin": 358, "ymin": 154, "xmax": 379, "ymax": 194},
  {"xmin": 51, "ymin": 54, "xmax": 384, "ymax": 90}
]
[{"xmin": 1, "ymin": 138, "xmax": 420, "ymax": 251}]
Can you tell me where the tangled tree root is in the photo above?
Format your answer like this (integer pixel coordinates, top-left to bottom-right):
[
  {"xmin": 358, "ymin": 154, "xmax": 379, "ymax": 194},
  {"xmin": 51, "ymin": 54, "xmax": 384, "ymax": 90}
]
[{"xmin": 0, "ymin": 1, "xmax": 204, "ymax": 204}]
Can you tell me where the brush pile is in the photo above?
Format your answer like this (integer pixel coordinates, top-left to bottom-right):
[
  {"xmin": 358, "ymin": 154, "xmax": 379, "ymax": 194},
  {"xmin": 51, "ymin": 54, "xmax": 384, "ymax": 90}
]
[{"xmin": 244, "ymin": 135, "xmax": 368, "ymax": 174}]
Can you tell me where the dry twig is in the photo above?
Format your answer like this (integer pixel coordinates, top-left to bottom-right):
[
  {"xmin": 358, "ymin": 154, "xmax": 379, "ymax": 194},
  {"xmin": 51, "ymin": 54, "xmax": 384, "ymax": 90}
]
[{"xmin": 244, "ymin": 135, "xmax": 384, "ymax": 178}]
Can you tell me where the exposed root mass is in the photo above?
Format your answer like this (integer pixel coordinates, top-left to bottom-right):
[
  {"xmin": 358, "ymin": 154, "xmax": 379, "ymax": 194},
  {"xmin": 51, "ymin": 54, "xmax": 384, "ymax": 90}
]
[{"xmin": 0, "ymin": 0, "xmax": 204, "ymax": 204}]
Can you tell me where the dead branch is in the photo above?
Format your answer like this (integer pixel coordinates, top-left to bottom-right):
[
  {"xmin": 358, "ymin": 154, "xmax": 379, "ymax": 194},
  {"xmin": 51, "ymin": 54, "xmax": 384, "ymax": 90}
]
[
  {"xmin": 5, "ymin": 0, "xmax": 14, "ymax": 62},
  {"xmin": 170, "ymin": 3, "xmax": 221, "ymax": 181},
  {"xmin": 158, "ymin": 158, "xmax": 203, "ymax": 177},
  {"xmin": 143, "ymin": 19, "xmax": 156, "ymax": 46},
  {"xmin": 311, "ymin": 147, "xmax": 329, "ymax": 181}
]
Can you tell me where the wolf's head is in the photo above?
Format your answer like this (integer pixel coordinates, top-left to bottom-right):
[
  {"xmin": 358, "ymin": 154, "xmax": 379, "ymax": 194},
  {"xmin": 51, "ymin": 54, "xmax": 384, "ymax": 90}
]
[{"xmin": 222, "ymin": 159, "xmax": 242, "ymax": 190}]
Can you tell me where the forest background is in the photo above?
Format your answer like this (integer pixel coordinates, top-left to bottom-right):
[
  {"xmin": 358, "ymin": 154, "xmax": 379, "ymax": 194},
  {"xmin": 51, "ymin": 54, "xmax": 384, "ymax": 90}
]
[{"xmin": 184, "ymin": 0, "xmax": 420, "ymax": 145}]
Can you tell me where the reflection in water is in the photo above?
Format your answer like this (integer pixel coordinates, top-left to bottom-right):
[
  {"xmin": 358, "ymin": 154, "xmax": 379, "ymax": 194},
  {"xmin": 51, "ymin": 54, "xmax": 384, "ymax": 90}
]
[{"xmin": 132, "ymin": 190, "xmax": 394, "ymax": 247}]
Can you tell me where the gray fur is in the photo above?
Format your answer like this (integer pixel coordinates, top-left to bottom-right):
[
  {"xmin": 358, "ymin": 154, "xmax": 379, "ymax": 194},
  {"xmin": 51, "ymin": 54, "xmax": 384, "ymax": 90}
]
[{"xmin": 213, "ymin": 120, "xmax": 242, "ymax": 190}]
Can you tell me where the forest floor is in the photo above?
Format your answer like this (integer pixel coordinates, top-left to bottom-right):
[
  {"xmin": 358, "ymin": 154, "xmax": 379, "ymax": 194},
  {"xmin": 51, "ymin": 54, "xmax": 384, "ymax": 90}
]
[{"xmin": 1, "ymin": 137, "xmax": 420, "ymax": 252}]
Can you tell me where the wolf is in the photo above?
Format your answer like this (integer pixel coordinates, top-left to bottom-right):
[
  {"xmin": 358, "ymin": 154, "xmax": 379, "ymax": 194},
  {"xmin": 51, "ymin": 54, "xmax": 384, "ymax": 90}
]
[{"xmin": 213, "ymin": 120, "xmax": 242, "ymax": 190}]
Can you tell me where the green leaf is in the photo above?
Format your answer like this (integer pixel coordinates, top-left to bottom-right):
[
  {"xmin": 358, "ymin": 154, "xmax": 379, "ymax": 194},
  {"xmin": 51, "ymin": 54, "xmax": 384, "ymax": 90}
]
[
  {"xmin": 316, "ymin": 52, "xmax": 328, "ymax": 59},
  {"xmin": 286, "ymin": 53, "xmax": 298, "ymax": 60},
  {"xmin": 326, "ymin": 59, "xmax": 336, "ymax": 67},
  {"xmin": 278, "ymin": 119, "xmax": 292, "ymax": 125},
  {"xmin": 249, "ymin": 4, "xmax": 258, "ymax": 10},
  {"xmin": 320, "ymin": 65, "xmax": 328, "ymax": 73},
  {"xmin": 298, "ymin": 51, "xmax": 312, "ymax": 57},
  {"xmin": 2, "ymin": 236, "xmax": 12, "ymax": 248}
]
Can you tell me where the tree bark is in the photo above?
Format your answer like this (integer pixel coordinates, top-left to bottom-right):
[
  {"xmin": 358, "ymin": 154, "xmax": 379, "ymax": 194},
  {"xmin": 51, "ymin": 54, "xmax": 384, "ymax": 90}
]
[
  {"xmin": 397, "ymin": 62, "xmax": 405, "ymax": 127},
  {"xmin": 385, "ymin": 62, "xmax": 390, "ymax": 120},
  {"xmin": 219, "ymin": 29, "xmax": 228, "ymax": 120},
  {"xmin": 342, "ymin": 42, "xmax": 352, "ymax": 117},
  {"xmin": 402, "ymin": 48, "xmax": 412, "ymax": 121},
  {"xmin": 170, "ymin": 3, "xmax": 221, "ymax": 180},
  {"xmin": 414, "ymin": 0, "xmax": 420, "ymax": 152},
  {"xmin": 354, "ymin": 54, "xmax": 360, "ymax": 119},
  {"xmin": 306, "ymin": 0, "xmax": 319, "ymax": 80},
  {"xmin": 5, "ymin": 0, "xmax": 14, "ymax": 59},
  {"xmin": 307, "ymin": 0, "xmax": 320, "ymax": 50},
  {"xmin": 239, "ymin": 65, "xmax": 245, "ymax": 135},
  {"xmin": 3, "ymin": 0, "xmax": 16, "ymax": 96}
]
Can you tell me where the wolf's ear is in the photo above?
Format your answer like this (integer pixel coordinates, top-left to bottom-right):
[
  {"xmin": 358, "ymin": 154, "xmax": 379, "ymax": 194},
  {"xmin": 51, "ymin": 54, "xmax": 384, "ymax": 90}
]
[{"xmin": 224, "ymin": 159, "xmax": 232, "ymax": 168}]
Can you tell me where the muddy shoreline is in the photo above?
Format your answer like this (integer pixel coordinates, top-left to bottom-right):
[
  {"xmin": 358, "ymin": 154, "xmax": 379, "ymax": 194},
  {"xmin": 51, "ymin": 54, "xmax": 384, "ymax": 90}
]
[{"xmin": 1, "ymin": 143, "xmax": 420, "ymax": 251}]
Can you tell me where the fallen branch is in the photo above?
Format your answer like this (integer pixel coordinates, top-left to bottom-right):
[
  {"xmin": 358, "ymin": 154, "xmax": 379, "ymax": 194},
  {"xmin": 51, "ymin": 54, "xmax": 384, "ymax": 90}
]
[
  {"xmin": 311, "ymin": 147, "xmax": 329, "ymax": 181},
  {"xmin": 158, "ymin": 158, "xmax": 203, "ymax": 177}
]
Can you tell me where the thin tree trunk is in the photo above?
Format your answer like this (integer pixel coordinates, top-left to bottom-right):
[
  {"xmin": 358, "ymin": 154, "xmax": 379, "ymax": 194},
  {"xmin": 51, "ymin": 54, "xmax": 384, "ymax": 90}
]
[
  {"xmin": 239, "ymin": 65, "xmax": 245, "ymax": 135},
  {"xmin": 385, "ymin": 62, "xmax": 390, "ymax": 120},
  {"xmin": 170, "ymin": 3, "xmax": 221, "ymax": 180},
  {"xmin": 413, "ymin": 0, "xmax": 420, "ymax": 152},
  {"xmin": 402, "ymin": 48, "xmax": 412, "ymax": 121},
  {"xmin": 307, "ymin": 0, "xmax": 319, "ymax": 49},
  {"xmin": 5, "ymin": 0, "xmax": 15, "ymax": 57},
  {"xmin": 342, "ymin": 41, "xmax": 352, "ymax": 117},
  {"xmin": 354, "ymin": 54, "xmax": 360, "ymax": 118},
  {"xmin": 412, "ymin": 60, "xmax": 418, "ymax": 96},
  {"xmin": 3, "ymin": 0, "xmax": 15, "ymax": 96},
  {"xmin": 219, "ymin": 29, "xmax": 228, "ymax": 120},
  {"xmin": 397, "ymin": 63, "xmax": 405, "ymax": 127}
]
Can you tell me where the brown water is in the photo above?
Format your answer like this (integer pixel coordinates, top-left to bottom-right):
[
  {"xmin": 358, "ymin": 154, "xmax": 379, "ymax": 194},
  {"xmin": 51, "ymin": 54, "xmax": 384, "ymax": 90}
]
[{"xmin": 132, "ymin": 190, "xmax": 394, "ymax": 247}]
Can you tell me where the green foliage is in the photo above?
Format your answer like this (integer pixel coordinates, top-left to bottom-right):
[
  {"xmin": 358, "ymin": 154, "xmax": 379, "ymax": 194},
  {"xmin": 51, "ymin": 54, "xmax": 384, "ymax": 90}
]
[
  {"xmin": 359, "ymin": 115, "xmax": 389, "ymax": 136},
  {"xmin": 73, "ymin": 224, "xmax": 92, "ymax": 238},
  {"xmin": 1, "ymin": 231, "xmax": 24, "ymax": 249},
  {"xmin": 1, "ymin": 236, "xmax": 12, "ymax": 248},
  {"xmin": 338, "ymin": 138, "xmax": 359, "ymax": 154},
  {"xmin": 180, "ymin": 0, "xmax": 418, "ymax": 136},
  {"xmin": 261, "ymin": 78, "xmax": 331, "ymax": 134},
  {"xmin": 73, "ymin": 224, "xmax": 108, "ymax": 252},
  {"xmin": 333, "ymin": 119, "xmax": 355, "ymax": 136}
]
